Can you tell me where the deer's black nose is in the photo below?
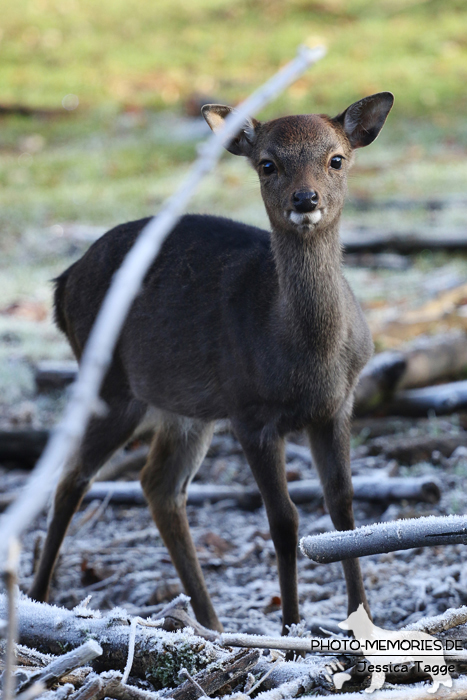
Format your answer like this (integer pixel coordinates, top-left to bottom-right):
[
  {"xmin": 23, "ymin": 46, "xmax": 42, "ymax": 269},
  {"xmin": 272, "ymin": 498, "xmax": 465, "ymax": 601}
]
[{"xmin": 292, "ymin": 190, "xmax": 319, "ymax": 213}]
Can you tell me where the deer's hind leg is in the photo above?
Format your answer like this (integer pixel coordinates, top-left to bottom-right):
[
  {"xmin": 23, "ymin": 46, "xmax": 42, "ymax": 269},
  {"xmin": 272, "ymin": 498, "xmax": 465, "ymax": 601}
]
[
  {"xmin": 140, "ymin": 414, "xmax": 219, "ymax": 631},
  {"xmin": 29, "ymin": 394, "xmax": 147, "ymax": 602}
]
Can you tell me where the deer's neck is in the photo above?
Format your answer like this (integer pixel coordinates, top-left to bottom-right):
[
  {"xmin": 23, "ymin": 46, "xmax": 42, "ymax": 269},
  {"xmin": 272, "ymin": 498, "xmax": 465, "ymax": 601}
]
[{"xmin": 271, "ymin": 224, "xmax": 345, "ymax": 350}]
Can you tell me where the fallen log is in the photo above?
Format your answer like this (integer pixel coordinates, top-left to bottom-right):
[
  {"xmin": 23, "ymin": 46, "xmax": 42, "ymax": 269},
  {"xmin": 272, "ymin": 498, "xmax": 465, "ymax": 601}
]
[
  {"xmin": 386, "ymin": 380, "xmax": 467, "ymax": 417},
  {"xmin": 354, "ymin": 331, "xmax": 467, "ymax": 415},
  {"xmin": 0, "ymin": 475, "xmax": 441, "ymax": 514},
  {"xmin": 300, "ymin": 514, "xmax": 467, "ymax": 564},
  {"xmin": 78, "ymin": 475, "xmax": 441, "ymax": 509},
  {"xmin": 397, "ymin": 331, "xmax": 467, "ymax": 390},
  {"xmin": 341, "ymin": 227, "xmax": 467, "ymax": 255},
  {"xmin": 0, "ymin": 595, "xmax": 224, "ymax": 686}
]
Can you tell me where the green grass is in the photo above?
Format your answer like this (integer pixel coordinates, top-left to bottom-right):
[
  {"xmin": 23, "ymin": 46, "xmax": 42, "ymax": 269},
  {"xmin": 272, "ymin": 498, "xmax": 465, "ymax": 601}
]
[{"xmin": 1, "ymin": 0, "xmax": 467, "ymax": 120}]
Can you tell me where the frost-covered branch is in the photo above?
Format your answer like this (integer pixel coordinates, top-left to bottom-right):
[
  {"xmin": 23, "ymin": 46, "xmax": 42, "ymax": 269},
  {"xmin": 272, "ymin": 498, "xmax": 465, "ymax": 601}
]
[
  {"xmin": 300, "ymin": 514, "xmax": 467, "ymax": 564},
  {"xmin": 0, "ymin": 594, "xmax": 226, "ymax": 683},
  {"xmin": 17, "ymin": 640, "xmax": 103, "ymax": 693},
  {"xmin": 402, "ymin": 605, "xmax": 467, "ymax": 635},
  {"xmin": 0, "ymin": 44, "xmax": 326, "ymax": 569}
]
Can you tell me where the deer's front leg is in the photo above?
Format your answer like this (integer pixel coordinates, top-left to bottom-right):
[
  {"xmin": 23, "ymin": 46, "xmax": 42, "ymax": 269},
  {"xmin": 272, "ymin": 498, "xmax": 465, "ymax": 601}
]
[
  {"xmin": 232, "ymin": 419, "xmax": 300, "ymax": 634},
  {"xmin": 307, "ymin": 404, "xmax": 370, "ymax": 618}
]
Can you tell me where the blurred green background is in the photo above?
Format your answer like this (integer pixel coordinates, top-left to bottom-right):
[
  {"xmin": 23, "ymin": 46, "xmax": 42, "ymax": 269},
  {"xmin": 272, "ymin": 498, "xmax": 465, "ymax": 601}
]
[
  {"xmin": 2, "ymin": 0, "xmax": 467, "ymax": 117},
  {"xmin": 2, "ymin": 0, "xmax": 467, "ymax": 238},
  {"xmin": 1, "ymin": 0, "xmax": 467, "ymax": 422}
]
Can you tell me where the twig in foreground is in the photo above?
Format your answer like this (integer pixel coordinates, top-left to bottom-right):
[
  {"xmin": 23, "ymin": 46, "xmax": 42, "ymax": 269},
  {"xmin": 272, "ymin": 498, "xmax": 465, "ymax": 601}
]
[
  {"xmin": 300, "ymin": 514, "xmax": 467, "ymax": 564},
  {"xmin": 0, "ymin": 43, "xmax": 325, "ymax": 569},
  {"xmin": 3, "ymin": 539, "xmax": 20, "ymax": 700}
]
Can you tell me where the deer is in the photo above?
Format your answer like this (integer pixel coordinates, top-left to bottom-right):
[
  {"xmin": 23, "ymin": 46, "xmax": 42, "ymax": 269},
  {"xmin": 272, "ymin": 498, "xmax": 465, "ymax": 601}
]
[{"xmin": 29, "ymin": 91, "xmax": 394, "ymax": 636}]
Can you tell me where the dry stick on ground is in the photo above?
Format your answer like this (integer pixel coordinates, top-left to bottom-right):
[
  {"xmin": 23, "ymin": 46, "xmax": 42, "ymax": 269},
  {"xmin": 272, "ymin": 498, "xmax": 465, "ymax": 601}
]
[
  {"xmin": 68, "ymin": 474, "xmax": 440, "ymax": 510},
  {"xmin": 220, "ymin": 631, "xmax": 467, "ymax": 664},
  {"xmin": 16, "ymin": 640, "xmax": 103, "ymax": 693},
  {"xmin": 300, "ymin": 514, "xmax": 467, "ymax": 564},
  {"xmin": 220, "ymin": 633, "xmax": 314, "ymax": 654},
  {"xmin": 0, "ymin": 476, "xmax": 441, "ymax": 512},
  {"xmin": 0, "ymin": 43, "xmax": 326, "ymax": 571}
]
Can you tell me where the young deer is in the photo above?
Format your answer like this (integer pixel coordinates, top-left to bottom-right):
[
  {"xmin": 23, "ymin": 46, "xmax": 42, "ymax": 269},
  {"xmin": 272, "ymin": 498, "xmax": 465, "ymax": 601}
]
[{"xmin": 29, "ymin": 92, "xmax": 393, "ymax": 634}]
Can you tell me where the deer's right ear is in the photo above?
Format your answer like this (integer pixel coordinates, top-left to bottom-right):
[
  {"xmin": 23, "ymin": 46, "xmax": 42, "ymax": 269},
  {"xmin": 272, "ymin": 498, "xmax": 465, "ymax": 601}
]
[{"xmin": 202, "ymin": 104, "xmax": 259, "ymax": 157}]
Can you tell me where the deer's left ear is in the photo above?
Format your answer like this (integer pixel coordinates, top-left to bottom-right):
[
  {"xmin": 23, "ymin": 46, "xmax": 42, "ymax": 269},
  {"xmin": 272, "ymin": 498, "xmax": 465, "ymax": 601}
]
[
  {"xmin": 334, "ymin": 92, "xmax": 394, "ymax": 149},
  {"xmin": 202, "ymin": 104, "xmax": 260, "ymax": 157}
]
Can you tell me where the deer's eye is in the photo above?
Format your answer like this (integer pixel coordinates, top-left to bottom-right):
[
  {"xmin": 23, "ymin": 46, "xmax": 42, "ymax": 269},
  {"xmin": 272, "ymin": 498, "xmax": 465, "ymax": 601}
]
[
  {"xmin": 260, "ymin": 160, "xmax": 276, "ymax": 176},
  {"xmin": 330, "ymin": 156, "xmax": 343, "ymax": 170}
]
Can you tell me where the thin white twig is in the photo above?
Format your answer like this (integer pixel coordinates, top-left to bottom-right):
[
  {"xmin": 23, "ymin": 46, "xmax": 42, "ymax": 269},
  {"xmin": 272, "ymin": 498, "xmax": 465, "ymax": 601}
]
[
  {"xmin": 121, "ymin": 616, "xmax": 164, "ymax": 684},
  {"xmin": 3, "ymin": 538, "xmax": 20, "ymax": 700},
  {"xmin": 0, "ymin": 44, "xmax": 325, "ymax": 567}
]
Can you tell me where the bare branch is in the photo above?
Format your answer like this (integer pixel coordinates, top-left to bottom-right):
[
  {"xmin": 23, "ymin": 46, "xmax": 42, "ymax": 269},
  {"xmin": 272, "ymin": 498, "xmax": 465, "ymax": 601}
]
[
  {"xmin": 300, "ymin": 514, "xmax": 467, "ymax": 564},
  {"xmin": 2, "ymin": 539, "xmax": 20, "ymax": 700}
]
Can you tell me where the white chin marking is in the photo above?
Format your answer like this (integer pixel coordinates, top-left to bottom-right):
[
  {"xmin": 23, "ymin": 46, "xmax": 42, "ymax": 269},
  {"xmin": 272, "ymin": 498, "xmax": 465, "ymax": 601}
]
[{"xmin": 289, "ymin": 210, "xmax": 322, "ymax": 226}]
